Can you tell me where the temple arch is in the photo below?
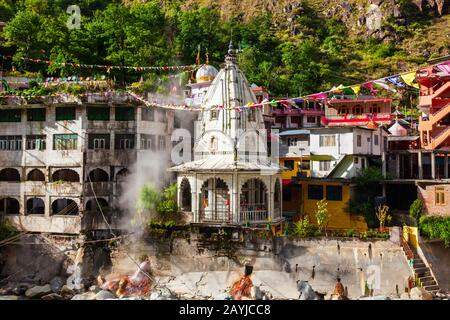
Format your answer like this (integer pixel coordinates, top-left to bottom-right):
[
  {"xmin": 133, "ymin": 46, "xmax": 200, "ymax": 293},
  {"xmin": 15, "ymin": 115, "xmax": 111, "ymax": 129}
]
[
  {"xmin": 239, "ymin": 178, "xmax": 268, "ymax": 223},
  {"xmin": 199, "ymin": 178, "xmax": 230, "ymax": 223}
]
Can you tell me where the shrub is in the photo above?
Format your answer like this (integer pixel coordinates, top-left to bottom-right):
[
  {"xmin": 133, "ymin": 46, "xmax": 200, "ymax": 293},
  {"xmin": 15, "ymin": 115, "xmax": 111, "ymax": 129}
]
[
  {"xmin": 346, "ymin": 229, "xmax": 356, "ymax": 237},
  {"xmin": 313, "ymin": 229, "xmax": 322, "ymax": 237},
  {"xmin": 315, "ymin": 199, "xmax": 330, "ymax": 236},
  {"xmin": 419, "ymin": 216, "xmax": 450, "ymax": 247},
  {"xmin": 293, "ymin": 216, "xmax": 311, "ymax": 238},
  {"xmin": 0, "ymin": 220, "xmax": 19, "ymax": 242},
  {"xmin": 409, "ymin": 199, "xmax": 423, "ymax": 225}
]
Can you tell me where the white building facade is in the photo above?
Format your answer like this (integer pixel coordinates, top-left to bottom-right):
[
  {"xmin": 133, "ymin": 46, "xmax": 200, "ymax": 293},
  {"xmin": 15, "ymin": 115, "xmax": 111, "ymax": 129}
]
[{"xmin": 309, "ymin": 126, "xmax": 389, "ymax": 178}]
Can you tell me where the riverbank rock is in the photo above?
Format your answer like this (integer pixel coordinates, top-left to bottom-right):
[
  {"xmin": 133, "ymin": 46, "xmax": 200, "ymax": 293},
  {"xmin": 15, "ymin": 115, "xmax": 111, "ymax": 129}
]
[
  {"xmin": 89, "ymin": 285, "xmax": 101, "ymax": 293},
  {"xmin": 25, "ymin": 284, "xmax": 52, "ymax": 298},
  {"xmin": 50, "ymin": 277, "xmax": 64, "ymax": 293},
  {"xmin": 410, "ymin": 287, "xmax": 433, "ymax": 300},
  {"xmin": 95, "ymin": 290, "xmax": 116, "ymax": 300},
  {"xmin": 60, "ymin": 285, "xmax": 75, "ymax": 298},
  {"xmin": 71, "ymin": 292, "xmax": 96, "ymax": 300},
  {"xmin": 42, "ymin": 293, "xmax": 63, "ymax": 300}
]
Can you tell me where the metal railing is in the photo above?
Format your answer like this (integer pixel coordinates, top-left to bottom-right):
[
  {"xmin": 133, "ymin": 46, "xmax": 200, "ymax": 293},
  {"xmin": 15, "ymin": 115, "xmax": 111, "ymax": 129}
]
[
  {"xmin": 239, "ymin": 205, "xmax": 268, "ymax": 223},
  {"xmin": 199, "ymin": 209, "xmax": 232, "ymax": 223}
]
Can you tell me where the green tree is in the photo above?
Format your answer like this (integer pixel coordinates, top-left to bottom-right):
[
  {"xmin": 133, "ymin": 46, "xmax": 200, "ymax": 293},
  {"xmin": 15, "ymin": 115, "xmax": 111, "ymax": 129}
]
[{"xmin": 315, "ymin": 199, "xmax": 330, "ymax": 236}]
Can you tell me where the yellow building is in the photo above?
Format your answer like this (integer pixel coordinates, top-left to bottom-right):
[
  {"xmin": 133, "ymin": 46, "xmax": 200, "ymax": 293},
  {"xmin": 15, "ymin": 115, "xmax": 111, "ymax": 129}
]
[
  {"xmin": 279, "ymin": 156, "xmax": 310, "ymax": 221},
  {"xmin": 297, "ymin": 178, "xmax": 368, "ymax": 230}
]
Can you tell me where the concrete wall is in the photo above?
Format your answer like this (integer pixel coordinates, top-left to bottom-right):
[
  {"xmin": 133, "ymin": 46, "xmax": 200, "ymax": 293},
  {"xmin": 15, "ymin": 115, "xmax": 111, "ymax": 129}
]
[
  {"xmin": 109, "ymin": 236, "xmax": 411, "ymax": 299},
  {"xmin": 417, "ymin": 183, "xmax": 450, "ymax": 216}
]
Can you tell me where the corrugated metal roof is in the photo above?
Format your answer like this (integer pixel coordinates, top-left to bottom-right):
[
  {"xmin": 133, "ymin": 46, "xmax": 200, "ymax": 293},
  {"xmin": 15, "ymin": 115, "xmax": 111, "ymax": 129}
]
[{"xmin": 278, "ymin": 129, "xmax": 310, "ymax": 136}]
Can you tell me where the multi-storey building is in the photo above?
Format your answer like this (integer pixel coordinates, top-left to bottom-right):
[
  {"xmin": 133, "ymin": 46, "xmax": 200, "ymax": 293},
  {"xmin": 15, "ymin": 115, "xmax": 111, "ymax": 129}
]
[
  {"xmin": 0, "ymin": 92, "xmax": 175, "ymax": 234},
  {"xmin": 323, "ymin": 96, "xmax": 392, "ymax": 127},
  {"xmin": 385, "ymin": 58, "xmax": 450, "ymax": 214},
  {"xmin": 293, "ymin": 126, "xmax": 389, "ymax": 229}
]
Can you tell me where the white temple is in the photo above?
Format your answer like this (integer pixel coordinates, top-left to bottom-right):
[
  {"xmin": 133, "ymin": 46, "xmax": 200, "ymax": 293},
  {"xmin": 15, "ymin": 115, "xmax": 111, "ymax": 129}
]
[{"xmin": 170, "ymin": 42, "xmax": 283, "ymax": 226}]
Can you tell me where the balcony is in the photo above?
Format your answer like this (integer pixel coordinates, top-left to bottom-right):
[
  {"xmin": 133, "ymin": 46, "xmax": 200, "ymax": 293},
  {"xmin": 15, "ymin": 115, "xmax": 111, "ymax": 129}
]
[
  {"xmin": 199, "ymin": 209, "xmax": 232, "ymax": 224},
  {"xmin": 6, "ymin": 215, "xmax": 81, "ymax": 234},
  {"xmin": 272, "ymin": 108, "xmax": 323, "ymax": 116},
  {"xmin": 325, "ymin": 113, "xmax": 392, "ymax": 126},
  {"xmin": 239, "ymin": 209, "xmax": 268, "ymax": 224},
  {"xmin": 47, "ymin": 182, "xmax": 82, "ymax": 195}
]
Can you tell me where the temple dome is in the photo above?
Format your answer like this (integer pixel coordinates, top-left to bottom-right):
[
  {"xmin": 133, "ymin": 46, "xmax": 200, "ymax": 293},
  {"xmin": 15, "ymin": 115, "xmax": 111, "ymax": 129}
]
[
  {"xmin": 195, "ymin": 64, "xmax": 218, "ymax": 83},
  {"xmin": 388, "ymin": 120, "xmax": 408, "ymax": 136}
]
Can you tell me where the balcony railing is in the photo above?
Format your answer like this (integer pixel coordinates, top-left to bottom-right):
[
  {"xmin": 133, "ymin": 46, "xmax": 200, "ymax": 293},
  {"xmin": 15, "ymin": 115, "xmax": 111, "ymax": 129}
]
[
  {"xmin": 199, "ymin": 209, "xmax": 232, "ymax": 223},
  {"xmin": 239, "ymin": 210, "xmax": 268, "ymax": 223}
]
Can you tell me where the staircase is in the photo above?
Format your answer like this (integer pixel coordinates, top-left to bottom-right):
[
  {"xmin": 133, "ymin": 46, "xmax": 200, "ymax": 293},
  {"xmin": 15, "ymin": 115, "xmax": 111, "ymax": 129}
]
[
  {"xmin": 401, "ymin": 237, "xmax": 440, "ymax": 295},
  {"xmin": 429, "ymin": 125, "xmax": 450, "ymax": 149}
]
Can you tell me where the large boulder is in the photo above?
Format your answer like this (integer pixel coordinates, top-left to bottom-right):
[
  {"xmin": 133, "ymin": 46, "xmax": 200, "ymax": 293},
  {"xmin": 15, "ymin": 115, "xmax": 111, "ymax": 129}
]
[
  {"xmin": 25, "ymin": 285, "xmax": 52, "ymax": 299},
  {"xmin": 50, "ymin": 277, "xmax": 64, "ymax": 293},
  {"xmin": 410, "ymin": 287, "xmax": 433, "ymax": 300},
  {"xmin": 95, "ymin": 290, "xmax": 116, "ymax": 300}
]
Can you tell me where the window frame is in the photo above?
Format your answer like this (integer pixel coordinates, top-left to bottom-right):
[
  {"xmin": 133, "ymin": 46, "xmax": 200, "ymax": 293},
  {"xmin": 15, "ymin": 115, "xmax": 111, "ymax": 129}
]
[
  {"xmin": 435, "ymin": 187, "xmax": 446, "ymax": 206},
  {"xmin": 55, "ymin": 106, "xmax": 76, "ymax": 121},
  {"xmin": 326, "ymin": 185, "xmax": 343, "ymax": 201},
  {"xmin": 308, "ymin": 184, "xmax": 324, "ymax": 200}
]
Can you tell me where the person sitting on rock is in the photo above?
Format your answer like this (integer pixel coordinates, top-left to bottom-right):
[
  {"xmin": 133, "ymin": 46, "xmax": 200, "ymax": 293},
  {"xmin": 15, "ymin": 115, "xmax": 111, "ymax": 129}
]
[
  {"xmin": 333, "ymin": 278, "xmax": 346, "ymax": 300},
  {"xmin": 230, "ymin": 264, "xmax": 254, "ymax": 300}
]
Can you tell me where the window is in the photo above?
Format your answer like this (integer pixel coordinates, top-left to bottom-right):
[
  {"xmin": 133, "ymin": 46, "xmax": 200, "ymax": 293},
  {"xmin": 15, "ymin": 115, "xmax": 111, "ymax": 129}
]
[
  {"xmin": 306, "ymin": 116, "xmax": 316, "ymax": 123},
  {"xmin": 157, "ymin": 109, "xmax": 166, "ymax": 122},
  {"xmin": 338, "ymin": 107, "xmax": 350, "ymax": 116},
  {"xmin": 353, "ymin": 105, "xmax": 362, "ymax": 115},
  {"xmin": 300, "ymin": 160, "xmax": 310, "ymax": 171},
  {"xmin": 435, "ymin": 187, "xmax": 445, "ymax": 206},
  {"xmin": 319, "ymin": 160, "xmax": 331, "ymax": 171},
  {"xmin": 319, "ymin": 135, "xmax": 336, "ymax": 147},
  {"xmin": 210, "ymin": 110, "xmax": 218, "ymax": 120},
  {"xmin": 0, "ymin": 136, "xmax": 22, "ymax": 150},
  {"xmin": 369, "ymin": 104, "xmax": 381, "ymax": 114},
  {"xmin": 87, "ymin": 106, "xmax": 110, "ymax": 121},
  {"xmin": 115, "ymin": 107, "xmax": 135, "ymax": 121},
  {"xmin": 0, "ymin": 109, "xmax": 21, "ymax": 122},
  {"xmin": 288, "ymin": 138, "xmax": 298, "ymax": 146},
  {"xmin": 88, "ymin": 134, "xmax": 110, "ymax": 150},
  {"xmin": 141, "ymin": 108, "xmax": 155, "ymax": 121},
  {"xmin": 26, "ymin": 135, "xmax": 46, "ymax": 150},
  {"xmin": 326, "ymin": 185, "xmax": 343, "ymax": 201},
  {"xmin": 140, "ymin": 134, "xmax": 155, "ymax": 150},
  {"xmin": 308, "ymin": 184, "xmax": 323, "ymax": 200},
  {"xmin": 354, "ymin": 157, "xmax": 359, "ymax": 164},
  {"xmin": 115, "ymin": 134, "xmax": 135, "ymax": 150},
  {"xmin": 374, "ymin": 135, "xmax": 379, "ymax": 146},
  {"xmin": 54, "ymin": 134, "xmax": 77, "ymax": 150},
  {"xmin": 55, "ymin": 107, "xmax": 76, "ymax": 121},
  {"xmin": 27, "ymin": 108, "xmax": 46, "ymax": 121},
  {"xmin": 158, "ymin": 136, "xmax": 166, "ymax": 150},
  {"xmin": 284, "ymin": 160, "xmax": 294, "ymax": 170},
  {"xmin": 357, "ymin": 135, "xmax": 362, "ymax": 147},
  {"xmin": 361, "ymin": 158, "xmax": 366, "ymax": 169}
]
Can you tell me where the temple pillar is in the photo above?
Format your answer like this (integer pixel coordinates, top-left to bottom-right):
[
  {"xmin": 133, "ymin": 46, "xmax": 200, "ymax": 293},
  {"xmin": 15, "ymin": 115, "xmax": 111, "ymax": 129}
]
[
  {"xmin": 444, "ymin": 154, "xmax": 449, "ymax": 179},
  {"xmin": 382, "ymin": 151, "xmax": 387, "ymax": 179},
  {"xmin": 232, "ymin": 172, "xmax": 239, "ymax": 224},
  {"xmin": 431, "ymin": 152, "xmax": 436, "ymax": 179},
  {"xmin": 418, "ymin": 151, "xmax": 423, "ymax": 180}
]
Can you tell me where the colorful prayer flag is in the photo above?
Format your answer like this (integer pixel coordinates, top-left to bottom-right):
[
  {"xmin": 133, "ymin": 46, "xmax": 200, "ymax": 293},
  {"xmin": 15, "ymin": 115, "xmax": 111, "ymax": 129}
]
[
  {"xmin": 387, "ymin": 75, "xmax": 406, "ymax": 87},
  {"xmin": 400, "ymin": 72, "xmax": 419, "ymax": 89}
]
